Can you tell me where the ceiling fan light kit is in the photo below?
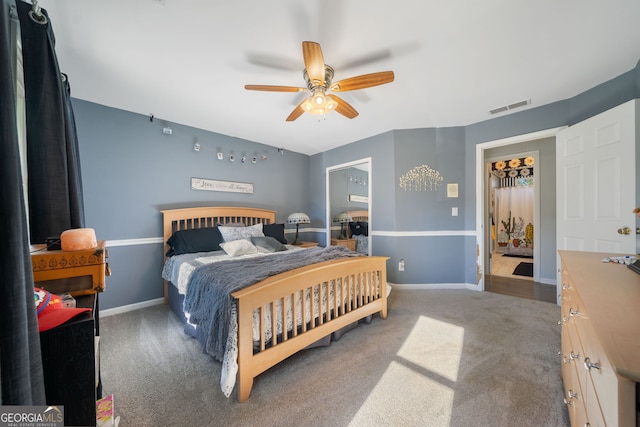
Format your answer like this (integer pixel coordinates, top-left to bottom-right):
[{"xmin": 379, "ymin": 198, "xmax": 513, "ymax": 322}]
[
  {"xmin": 245, "ymin": 41, "xmax": 394, "ymax": 121},
  {"xmin": 301, "ymin": 90, "xmax": 337, "ymax": 116}
]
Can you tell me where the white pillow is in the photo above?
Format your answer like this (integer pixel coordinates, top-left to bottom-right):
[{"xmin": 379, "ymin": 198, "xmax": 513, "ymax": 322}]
[
  {"xmin": 219, "ymin": 239, "xmax": 258, "ymax": 257},
  {"xmin": 218, "ymin": 223, "xmax": 264, "ymax": 242}
]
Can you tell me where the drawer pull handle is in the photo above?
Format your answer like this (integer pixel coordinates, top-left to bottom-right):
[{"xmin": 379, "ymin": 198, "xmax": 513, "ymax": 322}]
[
  {"xmin": 567, "ymin": 389, "xmax": 577, "ymax": 399},
  {"xmin": 584, "ymin": 357, "xmax": 601, "ymax": 371},
  {"xmin": 558, "ymin": 351, "xmax": 571, "ymax": 364},
  {"xmin": 563, "ymin": 397, "xmax": 572, "ymax": 406},
  {"xmin": 557, "ymin": 316, "xmax": 569, "ymax": 325},
  {"xmin": 562, "ymin": 283, "xmax": 570, "ymax": 290},
  {"xmin": 569, "ymin": 308, "xmax": 580, "ymax": 316},
  {"xmin": 570, "ymin": 351, "xmax": 580, "ymax": 361}
]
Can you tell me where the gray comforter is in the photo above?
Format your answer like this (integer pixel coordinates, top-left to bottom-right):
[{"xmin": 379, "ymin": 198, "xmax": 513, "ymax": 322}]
[{"xmin": 183, "ymin": 245, "xmax": 361, "ymax": 361}]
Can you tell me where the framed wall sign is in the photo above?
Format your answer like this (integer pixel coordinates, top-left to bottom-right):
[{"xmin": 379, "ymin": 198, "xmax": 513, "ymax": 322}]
[
  {"xmin": 191, "ymin": 177, "xmax": 254, "ymax": 194},
  {"xmin": 349, "ymin": 194, "xmax": 368, "ymax": 203}
]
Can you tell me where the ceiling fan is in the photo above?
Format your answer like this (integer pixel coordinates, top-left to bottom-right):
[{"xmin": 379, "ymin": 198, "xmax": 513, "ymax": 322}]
[{"xmin": 244, "ymin": 41, "xmax": 395, "ymax": 121}]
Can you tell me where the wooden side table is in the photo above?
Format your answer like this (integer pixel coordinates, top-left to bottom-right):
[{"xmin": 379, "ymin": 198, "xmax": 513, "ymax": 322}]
[
  {"xmin": 331, "ymin": 238, "xmax": 356, "ymax": 251},
  {"xmin": 293, "ymin": 241, "xmax": 319, "ymax": 248},
  {"xmin": 31, "ymin": 240, "xmax": 109, "ymax": 296}
]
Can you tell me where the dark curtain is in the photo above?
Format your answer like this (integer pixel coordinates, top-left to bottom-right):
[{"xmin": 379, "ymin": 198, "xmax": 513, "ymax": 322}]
[
  {"xmin": 1, "ymin": 0, "xmax": 85, "ymax": 404},
  {"xmin": 0, "ymin": 0, "xmax": 45, "ymax": 405},
  {"xmin": 17, "ymin": 0, "xmax": 85, "ymax": 244}
]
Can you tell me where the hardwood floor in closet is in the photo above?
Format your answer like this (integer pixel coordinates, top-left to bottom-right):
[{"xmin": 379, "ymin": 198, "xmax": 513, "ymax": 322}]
[{"xmin": 486, "ymin": 251, "xmax": 556, "ymax": 303}]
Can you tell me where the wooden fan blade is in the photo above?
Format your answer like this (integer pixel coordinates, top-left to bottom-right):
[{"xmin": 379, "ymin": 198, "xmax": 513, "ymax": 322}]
[
  {"xmin": 302, "ymin": 41, "xmax": 325, "ymax": 84},
  {"xmin": 286, "ymin": 99, "xmax": 306, "ymax": 121},
  {"xmin": 330, "ymin": 71, "xmax": 394, "ymax": 92},
  {"xmin": 245, "ymin": 85, "xmax": 307, "ymax": 93},
  {"xmin": 327, "ymin": 94, "xmax": 359, "ymax": 119}
]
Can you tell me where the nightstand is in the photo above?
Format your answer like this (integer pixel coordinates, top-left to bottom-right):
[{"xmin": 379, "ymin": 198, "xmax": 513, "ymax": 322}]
[
  {"xmin": 293, "ymin": 241, "xmax": 319, "ymax": 248},
  {"xmin": 30, "ymin": 240, "xmax": 109, "ymax": 296},
  {"xmin": 331, "ymin": 238, "xmax": 356, "ymax": 251}
]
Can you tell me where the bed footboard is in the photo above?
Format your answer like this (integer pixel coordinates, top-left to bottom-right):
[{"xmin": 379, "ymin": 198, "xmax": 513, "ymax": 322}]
[{"xmin": 231, "ymin": 256, "xmax": 388, "ymax": 402}]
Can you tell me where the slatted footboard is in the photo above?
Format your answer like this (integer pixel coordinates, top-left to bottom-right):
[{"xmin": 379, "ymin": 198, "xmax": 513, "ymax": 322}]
[{"xmin": 232, "ymin": 256, "xmax": 388, "ymax": 402}]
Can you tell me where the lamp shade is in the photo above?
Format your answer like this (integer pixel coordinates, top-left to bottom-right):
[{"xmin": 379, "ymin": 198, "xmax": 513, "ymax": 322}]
[
  {"xmin": 333, "ymin": 212, "xmax": 352, "ymax": 224},
  {"xmin": 287, "ymin": 212, "xmax": 310, "ymax": 225}
]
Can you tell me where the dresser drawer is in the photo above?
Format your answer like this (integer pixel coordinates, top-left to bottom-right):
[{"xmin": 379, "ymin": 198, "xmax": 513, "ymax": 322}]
[
  {"xmin": 561, "ymin": 308, "xmax": 590, "ymax": 425},
  {"xmin": 582, "ymin": 370, "xmax": 607, "ymax": 427},
  {"xmin": 576, "ymin": 315, "xmax": 636, "ymax": 426},
  {"xmin": 565, "ymin": 354, "xmax": 589, "ymax": 427}
]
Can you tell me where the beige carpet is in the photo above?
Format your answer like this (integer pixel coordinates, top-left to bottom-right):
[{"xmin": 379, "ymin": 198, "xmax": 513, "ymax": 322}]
[{"xmin": 99, "ymin": 289, "xmax": 569, "ymax": 427}]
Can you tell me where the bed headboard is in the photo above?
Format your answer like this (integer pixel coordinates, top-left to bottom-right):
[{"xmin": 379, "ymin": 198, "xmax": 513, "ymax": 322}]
[
  {"xmin": 348, "ymin": 210, "xmax": 369, "ymax": 222},
  {"xmin": 160, "ymin": 206, "xmax": 276, "ymax": 257},
  {"xmin": 160, "ymin": 206, "xmax": 277, "ymax": 303}
]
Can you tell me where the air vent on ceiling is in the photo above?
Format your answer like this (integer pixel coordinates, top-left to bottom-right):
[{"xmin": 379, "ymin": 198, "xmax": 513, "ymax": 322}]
[{"xmin": 489, "ymin": 99, "xmax": 531, "ymax": 115}]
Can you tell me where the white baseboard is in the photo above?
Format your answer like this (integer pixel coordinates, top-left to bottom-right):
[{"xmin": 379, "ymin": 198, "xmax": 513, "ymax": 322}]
[
  {"xmin": 100, "ymin": 297, "xmax": 164, "ymax": 317},
  {"xmin": 388, "ymin": 282, "xmax": 475, "ymax": 291}
]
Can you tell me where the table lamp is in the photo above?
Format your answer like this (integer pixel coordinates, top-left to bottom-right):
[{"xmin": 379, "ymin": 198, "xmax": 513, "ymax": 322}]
[
  {"xmin": 286, "ymin": 212, "xmax": 310, "ymax": 245},
  {"xmin": 333, "ymin": 212, "xmax": 353, "ymax": 239}
]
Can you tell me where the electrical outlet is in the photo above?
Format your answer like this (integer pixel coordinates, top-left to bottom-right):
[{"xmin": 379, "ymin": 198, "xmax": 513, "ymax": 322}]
[{"xmin": 398, "ymin": 259, "xmax": 405, "ymax": 271}]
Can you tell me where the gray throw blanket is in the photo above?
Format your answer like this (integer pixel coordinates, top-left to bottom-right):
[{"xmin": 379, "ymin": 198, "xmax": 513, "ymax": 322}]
[{"xmin": 183, "ymin": 245, "xmax": 361, "ymax": 361}]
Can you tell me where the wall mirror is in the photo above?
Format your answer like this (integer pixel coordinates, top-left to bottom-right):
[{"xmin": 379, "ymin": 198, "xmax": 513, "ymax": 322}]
[{"xmin": 326, "ymin": 157, "xmax": 371, "ymax": 255}]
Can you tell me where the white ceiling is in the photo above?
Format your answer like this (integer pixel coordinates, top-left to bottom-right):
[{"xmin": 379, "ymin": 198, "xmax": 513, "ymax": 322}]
[{"xmin": 37, "ymin": 0, "xmax": 640, "ymax": 155}]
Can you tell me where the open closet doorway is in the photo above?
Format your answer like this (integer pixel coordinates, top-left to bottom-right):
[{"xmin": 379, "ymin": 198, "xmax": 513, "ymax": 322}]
[
  {"xmin": 476, "ymin": 127, "xmax": 563, "ymax": 298},
  {"xmin": 486, "ymin": 150, "xmax": 538, "ymax": 281}
]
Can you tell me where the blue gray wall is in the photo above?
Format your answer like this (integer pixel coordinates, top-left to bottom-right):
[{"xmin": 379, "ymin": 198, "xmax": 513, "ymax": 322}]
[
  {"xmin": 74, "ymin": 100, "xmax": 311, "ymax": 309},
  {"xmin": 74, "ymin": 60, "xmax": 639, "ymax": 309},
  {"xmin": 312, "ymin": 60, "xmax": 640, "ymax": 288}
]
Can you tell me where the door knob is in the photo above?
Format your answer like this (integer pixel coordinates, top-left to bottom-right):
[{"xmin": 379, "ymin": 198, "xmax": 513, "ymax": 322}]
[{"xmin": 617, "ymin": 227, "xmax": 631, "ymax": 235}]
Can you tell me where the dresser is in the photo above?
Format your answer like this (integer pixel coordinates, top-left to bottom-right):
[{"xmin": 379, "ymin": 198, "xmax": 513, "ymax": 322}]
[{"xmin": 558, "ymin": 251, "xmax": 639, "ymax": 427}]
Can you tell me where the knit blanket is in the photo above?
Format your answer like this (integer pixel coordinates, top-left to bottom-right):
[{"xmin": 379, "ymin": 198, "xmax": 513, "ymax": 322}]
[{"xmin": 183, "ymin": 245, "xmax": 361, "ymax": 361}]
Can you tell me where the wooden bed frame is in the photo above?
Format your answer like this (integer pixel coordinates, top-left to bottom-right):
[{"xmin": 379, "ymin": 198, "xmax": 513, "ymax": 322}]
[
  {"xmin": 161, "ymin": 206, "xmax": 388, "ymax": 402},
  {"xmin": 347, "ymin": 210, "xmax": 369, "ymax": 222}
]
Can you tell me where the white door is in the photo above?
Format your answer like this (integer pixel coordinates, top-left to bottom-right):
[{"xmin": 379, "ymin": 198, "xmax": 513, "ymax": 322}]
[{"xmin": 556, "ymin": 99, "xmax": 637, "ymax": 302}]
